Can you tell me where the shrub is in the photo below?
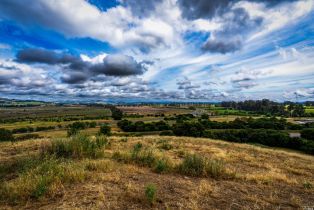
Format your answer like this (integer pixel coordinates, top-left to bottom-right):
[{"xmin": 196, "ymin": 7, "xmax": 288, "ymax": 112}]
[
  {"xmin": 153, "ymin": 158, "xmax": 171, "ymax": 173},
  {"xmin": 0, "ymin": 128, "xmax": 14, "ymax": 142},
  {"xmin": 178, "ymin": 154, "xmax": 225, "ymax": 178},
  {"xmin": 145, "ymin": 184, "xmax": 157, "ymax": 205},
  {"xmin": 301, "ymin": 128, "xmax": 314, "ymax": 141},
  {"xmin": 43, "ymin": 134, "xmax": 107, "ymax": 159},
  {"xmin": 99, "ymin": 123, "xmax": 111, "ymax": 136},
  {"xmin": 178, "ymin": 154, "xmax": 206, "ymax": 176},
  {"xmin": 172, "ymin": 121, "xmax": 204, "ymax": 137}
]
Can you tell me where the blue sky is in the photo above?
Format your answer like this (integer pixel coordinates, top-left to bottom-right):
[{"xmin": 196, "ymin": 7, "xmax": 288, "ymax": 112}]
[{"xmin": 0, "ymin": 0, "xmax": 313, "ymax": 102}]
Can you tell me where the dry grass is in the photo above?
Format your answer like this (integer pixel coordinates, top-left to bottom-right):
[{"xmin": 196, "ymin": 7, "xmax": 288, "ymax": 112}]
[{"xmin": 0, "ymin": 135, "xmax": 313, "ymax": 209}]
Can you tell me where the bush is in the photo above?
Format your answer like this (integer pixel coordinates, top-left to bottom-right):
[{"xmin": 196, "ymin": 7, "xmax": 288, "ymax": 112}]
[
  {"xmin": 145, "ymin": 184, "xmax": 157, "ymax": 205},
  {"xmin": 99, "ymin": 123, "xmax": 111, "ymax": 136},
  {"xmin": 172, "ymin": 121, "xmax": 204, "ymax": 137},
  {"xmin": 178, "ymin": 154, "xmax": 206, "ymax": 176},
  {"xmin": 0, "ymin": 128, "xmax": 14, "ymax": 142},
  {"xmin": 153, "ymin": 158, "xmax": 171, "ymax": 173},
  {"xmin": 178, "ymin": 154, "xmax": 225, "ymax": 178},
  {"xmin": 301, "ymin": 128, "xmax": 314, "ymax": 141},
  {"xmin": 43, "ymin": 134, "xmax": 107, "ymax": 159}
]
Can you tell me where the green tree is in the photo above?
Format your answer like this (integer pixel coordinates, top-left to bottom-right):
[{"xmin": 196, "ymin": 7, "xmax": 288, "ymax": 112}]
[{"xmin": 99, "ymin": 123, "xmax": 111, "ymax": 136}]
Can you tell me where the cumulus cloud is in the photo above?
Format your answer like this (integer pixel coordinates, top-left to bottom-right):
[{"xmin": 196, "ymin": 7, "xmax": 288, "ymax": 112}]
[
  {"xmin": 119, "ymin": 0, "xmax": 162, "ymax": 17},
  {"xmin": 0, "ymin": 0, "xmax": 177, "ymax": 52},
  {"xmin": 202, "ymin": 8, "xmax": 262, "ymax": 53},
  {"xmin": 178, "ymin": 0, "xmax": 298, "ymax": 53},
  {"xmin": 177, "ymin": 77, "xmax": 200, "ymax": 90},
  {"xmin": 91, "ymin": 54, "xmax": 147, "ymax": 76},
  {"xmin": 16, "ymin": 48, "xmax": 147, "ymax": 84}
]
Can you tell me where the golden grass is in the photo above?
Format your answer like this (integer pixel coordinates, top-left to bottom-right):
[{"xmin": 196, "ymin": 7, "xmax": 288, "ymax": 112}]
[{"xmin": 0, "ymin": 135, "xmax": 313, "ymax": 209}]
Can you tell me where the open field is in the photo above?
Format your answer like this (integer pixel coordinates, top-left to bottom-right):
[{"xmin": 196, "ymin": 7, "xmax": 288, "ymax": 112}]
[
  {"xmin": 0, "ymin": 105, "xmax": 111, "ymax": 122},
  {"xmin": 0, "ymin": 135, "xmax": 313, "ymax": 209},
  {"xmin": 118, "ymin": 105, "xmax": 192, "ymax": 115}
]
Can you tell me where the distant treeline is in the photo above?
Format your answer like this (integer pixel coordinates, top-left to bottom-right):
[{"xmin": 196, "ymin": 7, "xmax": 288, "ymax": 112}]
[
  {"xmin": 220, "ymin": 99, "xmax": 308, "ymax": 117},
  {"xmin": 117, "ymin": 120, "xmax": 170, "ymax": 132}
]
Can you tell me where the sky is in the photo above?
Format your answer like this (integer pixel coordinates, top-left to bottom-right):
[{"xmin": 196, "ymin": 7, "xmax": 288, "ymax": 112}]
[{"xmin": 0, "ymin": 0, "xmax": 314, "ymax": 102}]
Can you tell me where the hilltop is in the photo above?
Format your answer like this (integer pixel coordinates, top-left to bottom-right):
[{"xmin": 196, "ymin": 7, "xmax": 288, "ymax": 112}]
[{"xmin": 0, "ymin": 135, "xmax": 313, "ymax": 209}]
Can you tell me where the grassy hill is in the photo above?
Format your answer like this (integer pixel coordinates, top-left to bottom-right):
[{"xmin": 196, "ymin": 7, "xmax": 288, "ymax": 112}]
[{"xmin": 0, "ymin": 136, "xmax": 313, "ymax": 209}]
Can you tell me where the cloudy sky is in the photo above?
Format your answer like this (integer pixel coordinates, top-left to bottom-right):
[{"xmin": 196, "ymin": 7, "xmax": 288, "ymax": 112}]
[{"xmin": 0, "ymin": 0, "xmax": 313, "ymax": 102}]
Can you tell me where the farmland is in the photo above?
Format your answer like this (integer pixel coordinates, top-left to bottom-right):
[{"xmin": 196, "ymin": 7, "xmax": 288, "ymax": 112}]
[{"xmin": 0, "ymin": 102, "xmax": 314, "ymax": 209}]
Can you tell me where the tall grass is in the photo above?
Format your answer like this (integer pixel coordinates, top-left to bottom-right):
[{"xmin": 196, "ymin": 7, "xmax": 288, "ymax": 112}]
[
  {"xmin": 113, "ymin": 143, "xmax": 172, "ymax": 173},
  {"xmin": 0, "ymin": 157, "xmax": 85, "ymax": 204},
  {"xmin": 178, "ymin": 154, "xmax": 225, "ymax": 178},
  {"xmin": 43, "ymin": 134, "xmax": 108, "ymax": 159}
]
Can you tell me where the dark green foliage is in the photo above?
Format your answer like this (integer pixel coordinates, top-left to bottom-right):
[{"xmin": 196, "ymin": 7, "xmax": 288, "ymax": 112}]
[
  {"xmin": 159, "ymin": 130, "xmax": 174, "ymax": 136},
  {"xmin": 172, "ymin": 121, "xmax": 204, "ymax": 137},
  {"xmin": 154, "ymin": 159, "xmax": 171, "ymax": 173},
  {"xmin": 221, "ymin": 99, "xmax": 288, "ymax": 116},
  {"xmin": 15, "ymin": 134, "xmax": 40, "ymax": 141},
  {"xmin": 106, "ymin": 105, "xmax": 123, "ymax": 120},
  {"xmin": 145, "ymin": 184, "xmax": 157, "ymax": 205},
  {"xmin": 199, "ymin": 117, "xmax": 287, "ymax": 130},
  {"xmin": 0, "ymin": 128, "xmax": 14, "ymax": 142},
  {"xmin": 99, "ymin": 123, "xmax": 111, "ymax": 136},
  {"xmin": 66, "ymin": 121, "xmax": 97, "ymax": 137},
  {"xmin": 35, "ymin": 126, "xmax": 55, "ymax": 132},
  {"xmin": 301, "ymin": 128, "xmax": 314, "ymax": 141},
  {"xmin": 203, "ymin": 129, "xmax": 314, "ymax": 154},
  {"xmin": 117, "ymin": 120, "xmax": 170, "ymax": 132},
  {"xmin": 201, "ymin": 113, "xmax": 209, "ymax": 119}
]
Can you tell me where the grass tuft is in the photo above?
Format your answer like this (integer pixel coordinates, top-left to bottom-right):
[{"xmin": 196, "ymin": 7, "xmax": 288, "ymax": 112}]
[
  {"xmin": 42, "ymin": 134, "xmax": 108, "ymax": 159},
  {"xmin": 145, "ymin": 183, "xmax": 157, "ymax": 205},
  {"xmin": 178, "ymin": 153, "xmax": 225, "ymax": 178}
]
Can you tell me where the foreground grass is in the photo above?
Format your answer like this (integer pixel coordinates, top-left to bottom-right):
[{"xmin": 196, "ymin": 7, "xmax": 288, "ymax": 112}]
[
  {"xmin": 0, "ymin": 157, "xmax": 85, "ymax": 204},
  {"xmin": 0, "ymin": 135, "xmax": 313, "ymax": 209}
]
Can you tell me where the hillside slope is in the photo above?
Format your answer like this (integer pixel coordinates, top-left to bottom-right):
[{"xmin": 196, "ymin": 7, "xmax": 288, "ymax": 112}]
[{"xmin": 0, "ymin": 136, "xmax": 313, "ymax": 209}]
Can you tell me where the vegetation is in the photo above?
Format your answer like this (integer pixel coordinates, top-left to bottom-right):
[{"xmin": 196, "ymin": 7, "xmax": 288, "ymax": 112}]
[
  {"xmin": 99, "ymin": 123, "xmax": 111, "ymax": 136},
  {"xmin": 145, "ymin": 184, "xmax": 157, "ymax": 205},
  {"xmin": 301, "ymin": 128, "xmax": 314, "ymax": 141},
  {"xmin": 66, "ymin": 121, "xmax": 96, "ymax": 136},
  {"xmin": 0, "ymin": 157, "xmax": 85, "ymax": 203},
  {"xmin": 106, "ymin": 105, "xmax": 123, "ymax": 120},
  {"xmin": 0, "ymin": 135, "xmax": 313, "ymax": 209},
  {"xmin": 43, "ymin": 134, "xmax": 108, "ymax": 159},
  {"xmin": 0, "ymin": 128, "xmax": 14, "ymax": 142},
  {"xmin": 118, "ymin": 119, "xmax": 170, "ymax": 132},
  {"xmin": 178, "ymin": 154, "xmax": 225, "ymax": 178}
]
